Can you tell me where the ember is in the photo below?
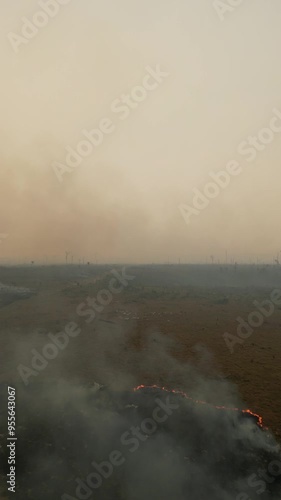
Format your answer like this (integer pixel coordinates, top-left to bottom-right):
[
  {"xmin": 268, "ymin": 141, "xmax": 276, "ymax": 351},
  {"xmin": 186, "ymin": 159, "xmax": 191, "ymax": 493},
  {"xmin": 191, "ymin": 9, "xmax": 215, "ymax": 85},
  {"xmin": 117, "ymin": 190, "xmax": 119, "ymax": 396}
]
[
  {"xmin": 4, "ymin": 381, "xmax": 279, "ymax": 500},
  {"xmin": 134, "ymin": 384, "xmax": 265, "ymax": 428}
]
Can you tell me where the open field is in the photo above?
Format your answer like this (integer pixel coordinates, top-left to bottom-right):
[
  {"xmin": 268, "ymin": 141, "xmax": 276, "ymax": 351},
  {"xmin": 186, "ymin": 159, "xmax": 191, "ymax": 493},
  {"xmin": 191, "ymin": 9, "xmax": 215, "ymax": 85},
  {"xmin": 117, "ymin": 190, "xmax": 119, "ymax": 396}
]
[
  {"xmin": 1, "ymin": 264, "xmax": 281, "ymax": 436},
  {"xmin": 1, "ymin": 264, "xmax": 281, "ymax": 499}
]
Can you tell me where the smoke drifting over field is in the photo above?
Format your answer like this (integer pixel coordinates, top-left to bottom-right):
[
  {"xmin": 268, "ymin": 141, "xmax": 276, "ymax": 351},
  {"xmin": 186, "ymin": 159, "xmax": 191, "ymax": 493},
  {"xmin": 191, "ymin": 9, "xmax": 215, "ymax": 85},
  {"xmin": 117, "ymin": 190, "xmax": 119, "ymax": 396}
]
[
  {"xmin": 1, "ymin": 319, "xmax": 281, "ymax": 499},
  {"xmin": 1, "ymin": 1, "xmax": 281, "ymax": 263},
  {"xmin": 2, "ymin": 1, "xmax": 281, "ymax": 493},
  {"xmin": 2, "ymin": 373, "xmax": 281, "ymax": 499}
]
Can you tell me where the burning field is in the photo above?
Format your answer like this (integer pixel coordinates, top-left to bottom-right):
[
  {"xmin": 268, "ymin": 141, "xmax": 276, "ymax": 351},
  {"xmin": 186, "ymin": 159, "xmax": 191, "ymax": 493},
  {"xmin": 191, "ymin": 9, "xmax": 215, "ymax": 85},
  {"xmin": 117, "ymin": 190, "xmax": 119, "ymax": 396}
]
[
  {"xmin": 1, "ymin": 264, "xmax": 281, "ymax": 499},
  {"xmin": 1, "ymin": 380, "xmax": 281, "ymax": 499},
  {"xmin": 2, "ymin": 1, "xmax": 281, "ymax": 497}
]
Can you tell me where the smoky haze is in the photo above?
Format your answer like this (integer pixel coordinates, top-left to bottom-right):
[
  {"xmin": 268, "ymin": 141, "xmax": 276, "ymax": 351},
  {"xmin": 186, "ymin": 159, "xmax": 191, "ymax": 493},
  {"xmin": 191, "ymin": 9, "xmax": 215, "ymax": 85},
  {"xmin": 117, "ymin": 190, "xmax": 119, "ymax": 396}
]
[
  {"xmin": 2, "ymin": 325, "xmax": 281, "ymax": 499},
  {"xmin": 1, "ymin": 1, "xmax": 281, "ymax": 263}
]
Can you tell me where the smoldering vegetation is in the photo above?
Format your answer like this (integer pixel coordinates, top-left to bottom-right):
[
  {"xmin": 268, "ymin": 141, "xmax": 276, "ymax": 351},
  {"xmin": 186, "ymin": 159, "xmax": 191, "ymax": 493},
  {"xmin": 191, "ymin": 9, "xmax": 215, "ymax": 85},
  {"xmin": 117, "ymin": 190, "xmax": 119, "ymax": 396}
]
[
  {"xmin": 1, "ymin": 264, "xmax": 281, "ymax": 499},
  {"xmin": 1, "ymin": 321, "xmax": 281, "ymax": 500},
  {"xmin": 1, "ymin": 378, "xmax": 281, "ymax": 500}
]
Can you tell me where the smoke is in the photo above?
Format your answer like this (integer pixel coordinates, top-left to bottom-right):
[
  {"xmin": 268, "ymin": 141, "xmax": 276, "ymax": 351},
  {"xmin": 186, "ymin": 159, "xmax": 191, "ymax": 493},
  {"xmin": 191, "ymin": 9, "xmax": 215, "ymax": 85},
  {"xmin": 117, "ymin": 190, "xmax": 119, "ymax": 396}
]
[
  {"xmin": 1, "ymin": 1, "xmax": 281, "ymax": 263},
  {"xmin": 1, "ymin": 318, "xmax": 281, "ymax": 499}
]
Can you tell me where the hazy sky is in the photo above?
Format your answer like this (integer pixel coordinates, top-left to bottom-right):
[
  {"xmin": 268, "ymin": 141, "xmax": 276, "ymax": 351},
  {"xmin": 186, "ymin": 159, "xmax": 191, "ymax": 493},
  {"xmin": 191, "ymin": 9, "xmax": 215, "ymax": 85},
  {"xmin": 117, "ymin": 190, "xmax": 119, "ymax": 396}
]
[{"xmin": 1, "ymin": 0, "xmax": 281, "ymax": 264}]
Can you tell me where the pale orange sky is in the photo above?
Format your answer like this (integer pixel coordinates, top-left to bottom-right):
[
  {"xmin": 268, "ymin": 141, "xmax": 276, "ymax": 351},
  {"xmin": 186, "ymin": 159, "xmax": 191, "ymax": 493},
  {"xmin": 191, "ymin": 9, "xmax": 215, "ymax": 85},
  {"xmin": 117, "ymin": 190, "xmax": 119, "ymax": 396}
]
[{"xmin": 1, "ymin": 1, "xmax": 281, "ymax": 264}]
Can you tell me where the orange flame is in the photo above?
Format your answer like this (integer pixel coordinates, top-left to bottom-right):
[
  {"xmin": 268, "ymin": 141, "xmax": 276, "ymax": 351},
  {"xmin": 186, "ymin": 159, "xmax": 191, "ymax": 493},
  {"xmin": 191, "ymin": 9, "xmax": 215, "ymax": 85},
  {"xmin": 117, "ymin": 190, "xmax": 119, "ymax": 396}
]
[{"xmin": 133, "ymin": 384, "xmax": 265, "ymax": 428}]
